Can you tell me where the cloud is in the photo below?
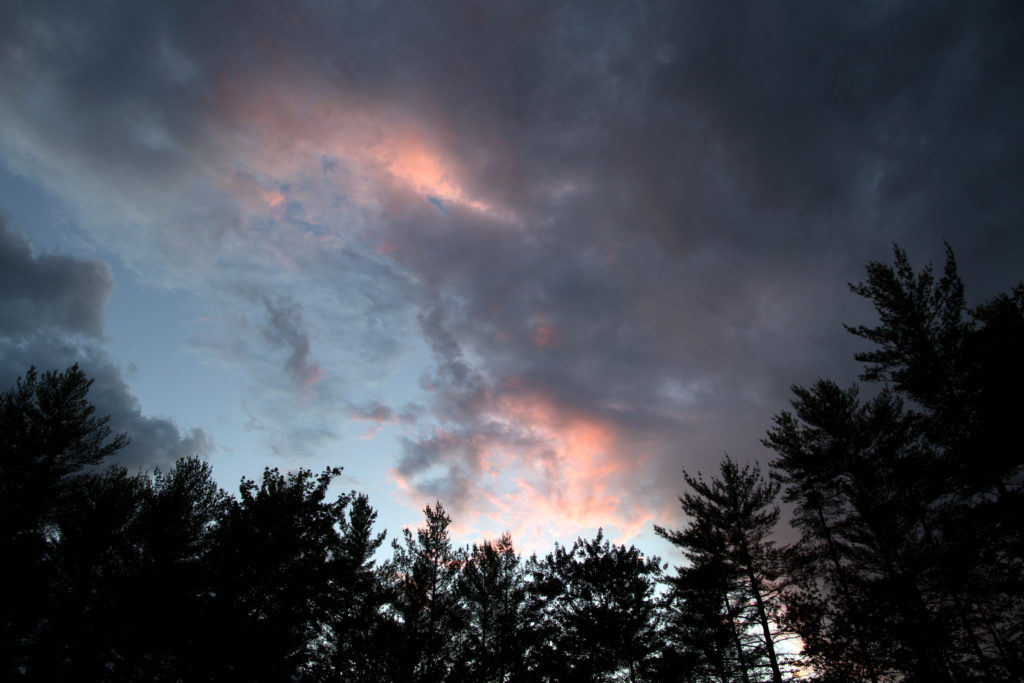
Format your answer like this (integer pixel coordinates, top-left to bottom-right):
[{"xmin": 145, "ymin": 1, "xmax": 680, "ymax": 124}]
[
  {"xmin": 391, "ymin": 305, "xmax": 663, "ymax": 549},
  {"xmin": 0, "ymin": 221, "xmax": 210, "ymax": 471},
  {"xmin": 256, "ymin": 293, "xmax": 325, "ymax": 389},
  {"xmin": 0, "ymin": 213, "xmax": 112, "ymax": 339},
  {"xmin": 0, "ymin": 336, "xmax": 211, "ymax": 471},
  {"xmin": 0, "ymin": 0, "xmax": 1022, "ymax": 547},
  {"xmin": 349, "ymin": 399, "xmax": 423, "ymax": 440}
]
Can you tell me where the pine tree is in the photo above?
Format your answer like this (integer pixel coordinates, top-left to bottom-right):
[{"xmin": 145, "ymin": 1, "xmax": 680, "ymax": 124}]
[
  {"xmin": 846, "ymin": 245, "xmax": 1023, "ymax": 678},
  {"xmin": 657, "ymin": 456, "xmax": 790, "ymax": 683},
  {"xmin": 329, "ymin": 492, "xmax": 390, "ymax": 681},
  {"xmin": 658, "ymin": 518, "xmax": 760, "ymax": 682},
  {"xmin": 457, "ymin": 533, "xmax": 530, "ymax": 681},
  {"xmin": 765, "ymin": 245, "xmax": 1024, "ymax": 679},
  {"xmin": 528, "ymin": 529, "xmax": 663, "ymax": 681},
  {"xmin": 204, "ymin": 466, "xmax": 346, "ymax": 681},
  {"xmin": 134, "ymin": 456, "xmax": 229, "ymax": 680},
  {"xmin": 0, "ymin": 365, "xmax": 128, "ymax": 678},
  {"xmin": 765, "ymin": 381, "xmax": 953, "ymax": 680},
  {"xmin": 387, "ymin": 502, "xmax": 466, "ymax": 681}
]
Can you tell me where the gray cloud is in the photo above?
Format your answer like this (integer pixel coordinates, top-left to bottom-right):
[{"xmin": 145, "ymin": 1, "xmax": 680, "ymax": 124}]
[
  {"xmin": 351, "ymin": 400, "xmax": 398, "ymax": 425},
  {"xmin": 0, "ymin": 221, "xmax": 210, "ymax": 471},
  {"xmin": 0, "ymin": 214, "xmax": 112, "ymax": 339},
  {"xmin": 1, "ymin": 0, "xmax": 1022, "ymax": 539},
  {"xmin": 0, "ymin": 334, "xmax": 211, "ymax": 472},
  {"xmin": 256, "ymin": 293, "xmax": 324, "ymax": 388}
]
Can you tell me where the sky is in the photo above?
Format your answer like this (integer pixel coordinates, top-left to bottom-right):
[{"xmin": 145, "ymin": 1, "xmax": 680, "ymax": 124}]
[{"xmin": 1, "ymin": 0, "xmax": 1022, "ymax": 557}]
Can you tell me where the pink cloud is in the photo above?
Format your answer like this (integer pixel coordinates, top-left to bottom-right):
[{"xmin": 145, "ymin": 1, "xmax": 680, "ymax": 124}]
[
  {"xmin": 532, "ymin": 315, "xmax": 562, "ymax": 349},
  {"xmin": 208, "ymin": 78, "xmax": 508, "ymax": 223},
  {"xmin": 393, "ymin": 381, "xmax": 656, "ymax": 553}
]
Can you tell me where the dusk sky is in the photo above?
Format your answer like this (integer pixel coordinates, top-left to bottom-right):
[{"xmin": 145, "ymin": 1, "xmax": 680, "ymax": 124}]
[{"xmin": 1, "ymin": 0, "xmax": 1022, "ymax": 556}]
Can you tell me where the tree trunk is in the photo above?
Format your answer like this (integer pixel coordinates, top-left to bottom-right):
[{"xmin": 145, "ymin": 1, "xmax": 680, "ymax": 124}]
[
  {"xmin": 815, "ymin": 503, "xmax": 879, "ymax": 683},
  {"xmin": 745, "ymin": 561, "xmax": 783, "ymax": 683},
  {"xmin": 723, "ymin": 589, "xmax": 751, "ymax": 683}
]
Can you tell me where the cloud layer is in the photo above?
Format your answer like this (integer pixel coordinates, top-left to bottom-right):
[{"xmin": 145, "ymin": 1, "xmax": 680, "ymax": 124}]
[{"xmin": 1, "ymin": 0, "xmax": 1022, "ymax": 546}]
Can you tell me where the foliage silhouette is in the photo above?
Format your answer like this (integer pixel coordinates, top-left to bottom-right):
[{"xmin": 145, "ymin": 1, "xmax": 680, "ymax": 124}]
[
  {"xmin": 3, "ymin": 246, "xmax": 1021, "ymax": 681},
  {"xmin": 657, "ymin": 456, "xmax": 792, "ymax": 682},
  {"xmin": 767, "ymin": 245, "xmax": 1024, "ymax": 680},
  {"xmin": 0, "ymin": 365, "xmax": 129, "ymax": 679},
  {"xmin": 528, "ymin": 529, "xmax": 664, "ymax": 681},
  {"xmin": 386, "ymin": 501, "xmax": 466, "ymax": 681},
  {"xmin": 457, "ymin": 533, "xmax": 532, "ymax": 681}
]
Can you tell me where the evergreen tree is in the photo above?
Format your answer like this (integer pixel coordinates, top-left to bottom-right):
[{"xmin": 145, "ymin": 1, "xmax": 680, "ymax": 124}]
[
  {"xmin": 328, "ymin": 492, "xmax": 391, "ymax": 681},
  {"xmin": 528, "ymin": 529, "xmax": 663, "ymax": 681},
  {"xmin": 0, "ymin": 365, "xmax": 128, "ymax": 679},
  {"xmin": 386, "ymin": 501, "xmax": 467, "ymax": 681},
  {"xmin": 766, "ymin": 381, "xmax": 953, "ymax": 680},
  {"xmin": 766, "ymin": 245, "xmax": 1024, "ymax": 679},
  {"xmin": 657, "ymin": 456, "xmax": 791, "ymax": 683},
  {"xmin": 847, "ymin": 246, "xmax": 1023, "ymax": 678},
  {"xmin": 135, "ymin": 456, "xmax": 229, "ymax": 680},
  {"xmin": 657, "ymin": 519, "xmax": 761, "ymax": 683},
  {"xmin": 204, "ymin": 466, "xmax": 346, "ymax": 682},
  {"xmin": 31, "ymin": 465, "xmax": 151, "ymax": 681},
  {"xmin": 456, "ymin": 533, "xmax": 531, "ymax": 682}
]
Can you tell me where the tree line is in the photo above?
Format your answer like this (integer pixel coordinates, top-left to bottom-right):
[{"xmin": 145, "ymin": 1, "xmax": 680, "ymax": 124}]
[{"xmin": 1, "ymin": 246, "xmax": 1021, "ymax": 681}]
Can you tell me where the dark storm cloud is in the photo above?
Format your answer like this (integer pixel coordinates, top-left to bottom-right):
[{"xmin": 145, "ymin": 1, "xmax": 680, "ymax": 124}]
[
  {"xmin": 0, "ymin": 214, "xmax": 112, "ymax": 339},
  {"xmin": 4, "ymin": 0, "xmax": 1020, "ymax": 268},
  {"xmin": 0, "ymin": 222, "xmax": 210, "ymax": 470},
  {"xmin": 650, "ymin": 2, "xmax": 1024, "ymax": 274},
  {"xmin": 0, "ymin": 336, "xmax": 211, "ymax": 471},
  {"xmin": 0, "ymin": 0, "xmax": 203, "ymax": 172},
  {"xmin": 326, "ymin": 0, "xmax": 1024, "ymax": 515},
  {"xmin": 1, "ymin": 0, "xmax": 1022, "ymax": 538}
]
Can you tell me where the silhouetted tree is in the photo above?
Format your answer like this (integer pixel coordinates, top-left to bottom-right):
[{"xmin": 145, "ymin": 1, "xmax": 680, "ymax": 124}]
[
  {"xmin": 766, "ymin": 381, "xmax": 954, "ymax": 680},
  {"xmin": 0, "ymin": 365, "xmax": 128, "ymax": 679},
  {"xmin": 764, "ymin": 245, "xmax": 1024, "ymax": 680},
  {"xmin": 846, "ymin": 245, "xmax": 1023, "ymax": 678},
  {"xmin": 386, "ymin": 501, "xmax": 467, "ymax": 681},
  {"xmin": 204, "ymin": 466, "xmax": 346, "ymax": 682},
  {"xmin": 131, "ymin": 456, "xmax": 228, "ymax": 680},
  {"xmin": 26, "ymin": 466, "xmax": 149, "ymax": 680},
  {"xmin": 528, "ymin": 529, "xmax": 663, "ymax": 681},
  {"xmin": 456, "ymin": 533, "xmax": 531, "ymax": 682},
  {"xmin": 657, "ymin": 456, "xmax": 791, "ymax": 683},
  {"xmin": 656, "ymin": 517, "xmax": 762, "ymax": 683},
  {"xmin": 328, "ymin": 492, "xmax": 391, "ymax": 681}
]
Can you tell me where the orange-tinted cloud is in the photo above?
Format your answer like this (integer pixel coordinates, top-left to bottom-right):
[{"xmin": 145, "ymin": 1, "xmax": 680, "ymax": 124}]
[
  {"xmin": 210, "ymin": 80, "xmax": 503, "ymax": 221},
  {"xmin": 260, "ymin": 188, "xmax": 286, "ymax": 209},
  {"xmin": 394, "ymin": 381, "xmax": 654, "ymax": 553},
  {"xmin": 205, "ymin": 59, "xmax": 652, "ymax": 552},
  {"xmin": 532, "ymin": 315, "xmax": 562, "ymax": 349}
]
